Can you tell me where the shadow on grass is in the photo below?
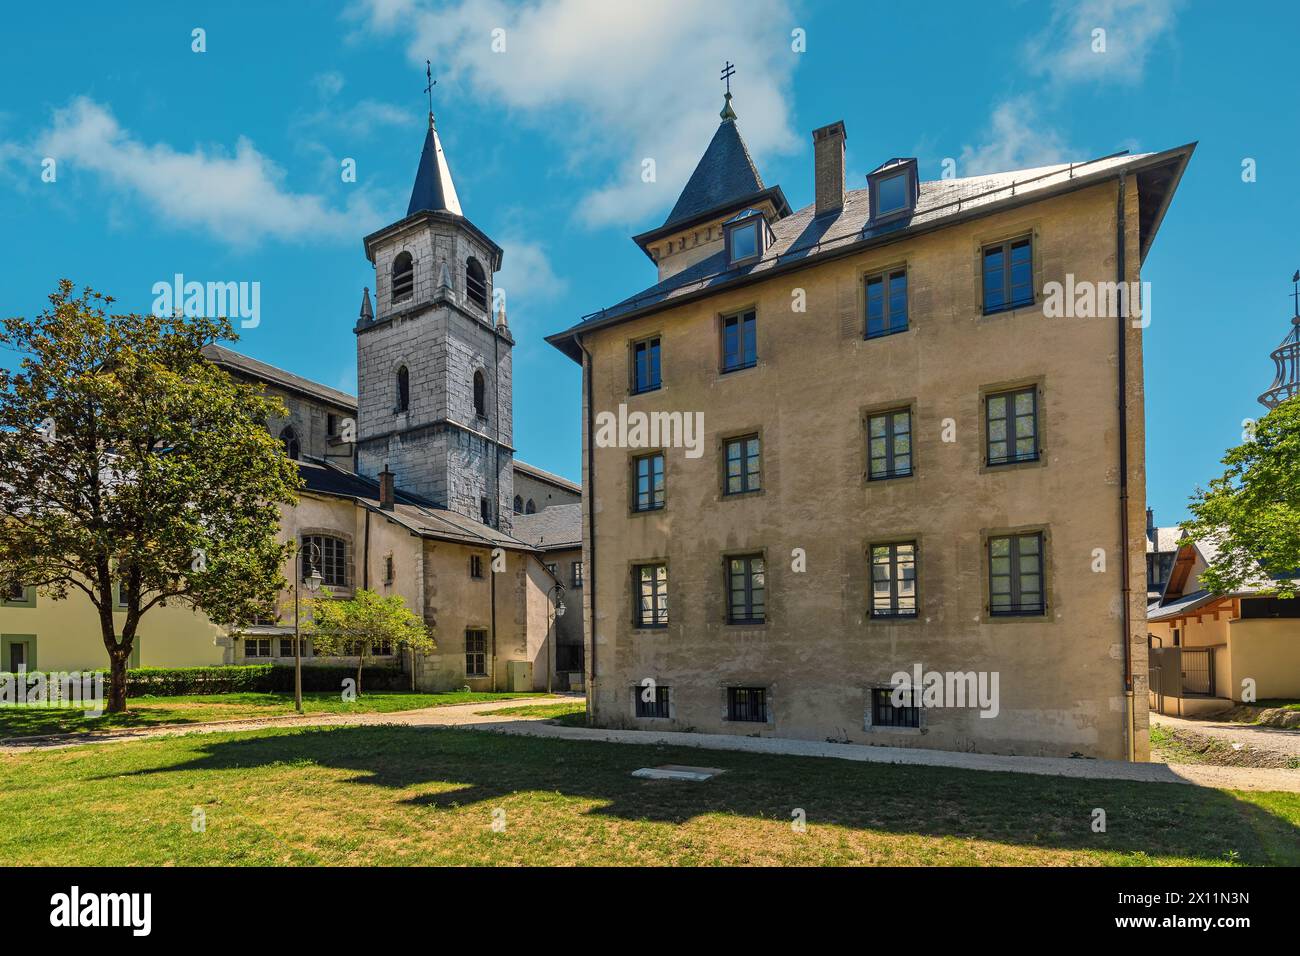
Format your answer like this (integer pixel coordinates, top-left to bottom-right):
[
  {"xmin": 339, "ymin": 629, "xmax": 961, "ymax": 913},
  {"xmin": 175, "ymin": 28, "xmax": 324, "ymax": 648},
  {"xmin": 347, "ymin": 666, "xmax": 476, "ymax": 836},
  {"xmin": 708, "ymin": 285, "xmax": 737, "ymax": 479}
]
[{"xmin": 109, "ymin": 724, "xmax": 1300, "ymax": 864}]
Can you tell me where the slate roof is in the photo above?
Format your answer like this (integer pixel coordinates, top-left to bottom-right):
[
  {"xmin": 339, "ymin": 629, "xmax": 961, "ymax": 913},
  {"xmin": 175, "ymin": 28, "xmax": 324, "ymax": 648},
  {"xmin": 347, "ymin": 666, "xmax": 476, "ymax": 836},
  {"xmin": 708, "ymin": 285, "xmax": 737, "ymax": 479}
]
[
  {"xmin": 298, "ymin": 459, "xmax": 534, "ymax": 552},
  {"xmin": 202, "ymin": 344, "xmax": 357, "ymax": 410},
  {"xmin": 510, "ymin": 502, "xmax": 583, "ymax": 551},
  {"xmin": 549, "ymin": 144, "xmax": 1195, "ymax": 362},
  {"xmin": 407, "ymin": 117, "xmax": 463, "ymax": 217},
  {"xmin": 513, "ymin": 460, "xmax": 581, "ymax": 494},
  {"xmin": 663, "ymin": 118, "xmax": 767, "ymax": 229},
  {"xmin": 1146, "ymin": 526, "xmax": 1183, "ymax": 553},
  {"xmin": 1147, "ymin": 588, "xmax": 1219, "ymax": 622}
]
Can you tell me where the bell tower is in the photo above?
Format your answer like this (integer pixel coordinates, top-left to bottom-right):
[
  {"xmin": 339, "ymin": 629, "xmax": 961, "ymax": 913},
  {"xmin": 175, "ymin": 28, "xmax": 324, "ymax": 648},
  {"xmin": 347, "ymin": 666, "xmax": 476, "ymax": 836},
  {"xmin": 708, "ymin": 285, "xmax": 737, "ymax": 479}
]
[{"xmin": 355, "ymin": 105, "xmax": 514, "ymax": 529}]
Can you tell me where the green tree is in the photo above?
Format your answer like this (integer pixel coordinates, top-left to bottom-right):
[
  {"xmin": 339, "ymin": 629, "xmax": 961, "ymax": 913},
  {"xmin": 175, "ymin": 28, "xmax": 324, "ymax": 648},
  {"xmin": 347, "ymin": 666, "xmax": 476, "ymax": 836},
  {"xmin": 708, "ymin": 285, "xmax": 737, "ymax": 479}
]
[
  {"xmin": 303, "ymin": 588, "xmax": 434, "ymax": 695},
  {"xmin": 0, "ymin": 281, "xmax": 302, "ymax": 711},
  {"xmin": 1183, "ymin": 397, "xmax": 1300, "ymax": 599}
]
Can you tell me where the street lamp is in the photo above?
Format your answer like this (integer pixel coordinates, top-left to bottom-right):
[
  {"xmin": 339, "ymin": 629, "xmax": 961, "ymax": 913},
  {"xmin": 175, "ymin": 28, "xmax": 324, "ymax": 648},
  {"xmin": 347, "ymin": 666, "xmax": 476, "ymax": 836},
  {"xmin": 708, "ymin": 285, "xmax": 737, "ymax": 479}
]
[
  {"xmin": 546, "ymin": 582, "xmax": 566, "ymax": 694},
  {"xmin": 293, "ymin": 540, "xmax": 323, "ymax": 714}
]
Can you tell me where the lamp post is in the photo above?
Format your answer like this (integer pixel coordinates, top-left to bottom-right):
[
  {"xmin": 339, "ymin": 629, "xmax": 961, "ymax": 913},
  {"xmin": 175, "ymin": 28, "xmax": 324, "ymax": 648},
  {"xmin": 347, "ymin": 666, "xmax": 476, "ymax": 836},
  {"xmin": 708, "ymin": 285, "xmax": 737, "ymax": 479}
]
[
  {"xmin": 293, "ymin": 540, "xmax": 323, "ymax": 714},
  {"xmin": 546, "ymin": 582, "xmax": 566, "ymax": 694}
]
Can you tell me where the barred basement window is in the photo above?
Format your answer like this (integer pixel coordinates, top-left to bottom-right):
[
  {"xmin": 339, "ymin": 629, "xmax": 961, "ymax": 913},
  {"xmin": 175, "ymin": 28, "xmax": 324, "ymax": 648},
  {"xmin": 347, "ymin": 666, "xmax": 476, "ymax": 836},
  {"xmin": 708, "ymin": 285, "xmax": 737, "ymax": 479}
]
[
  {"xmin": 301, "ymin": 535, "xmax": 348, "ymax": 587},
  {"xmin": 871, "ymin": 687, "xmax": 921, "ymax": 728},
  {"xmin": 465, "ymin": 628, "xmax": 488, "ymax": 677},
  {"xmin": 635, "ymin": 685, "xmax": 671, "ymax": 718},
  {"xmin": 727, "ymin": 555, "xmax": 765, "ymax": 625},
  {"xmin": 726, "ymin": 686, "xmax": 767, "ymax": 722},
  {"xmin": 867, "ymin": 408, "xmax": 912, "ymax": 480},
  {"xmin": 392, "ymin": 251, "xmax": 414, "ymax": 302},
  {"xmin": 634, "ymin": 563, "xmax": 668, "ymax": 627},
  {"xmin": 870, "ymin": 542, "xmax": 917, "ymax": 618},
  {"xmin": 989, "ymin": 532, "xmax": 1045, "ymax": 616},
  {"xmin": 723, "ymin": 435, "xmax": 761, "ymax": 495},
  {"xmin": 466, "ymin": 257, "xmax": 488, "ymax": 310},
  {"xmin": 985, "ymin": 387, "xmax": 1039, "ymax": 465}
]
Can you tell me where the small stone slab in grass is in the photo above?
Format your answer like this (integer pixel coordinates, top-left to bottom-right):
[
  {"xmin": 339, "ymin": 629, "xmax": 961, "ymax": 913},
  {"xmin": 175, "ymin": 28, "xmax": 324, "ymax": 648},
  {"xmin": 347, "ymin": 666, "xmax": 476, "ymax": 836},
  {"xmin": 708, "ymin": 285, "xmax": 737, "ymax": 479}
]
[{"xmin": 631, "ymin": 765, "xmax": 726, "ymax": 781}]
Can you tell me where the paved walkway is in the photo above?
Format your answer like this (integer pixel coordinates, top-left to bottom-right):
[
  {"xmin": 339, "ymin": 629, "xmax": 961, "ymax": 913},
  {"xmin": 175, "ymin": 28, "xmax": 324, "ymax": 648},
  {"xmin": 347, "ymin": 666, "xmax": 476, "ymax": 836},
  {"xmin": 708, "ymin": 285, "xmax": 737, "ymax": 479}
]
[
  {"xmin": 5, "ymin": 697, "xmax": 1299, "ymax": 793},
  {"xmin": 1152, "ymin": 712, "xmax": 1300, "ymax": 758}
]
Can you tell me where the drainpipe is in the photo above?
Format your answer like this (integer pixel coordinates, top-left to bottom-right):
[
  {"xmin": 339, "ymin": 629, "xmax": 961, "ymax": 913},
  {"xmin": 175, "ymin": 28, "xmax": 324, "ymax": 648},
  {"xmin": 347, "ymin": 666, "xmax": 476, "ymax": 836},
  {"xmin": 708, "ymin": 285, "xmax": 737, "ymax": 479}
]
[
  {"xmin": 490, "ymin": 555, "xmax": 498, "ymax": 692},
  {"xmin": 575, "ymin": 333, "xmax": 596, "ymax": 720},
  {"xmin": 1116, "ymin": 172, "xmax": 1135, "ymax": 761}
]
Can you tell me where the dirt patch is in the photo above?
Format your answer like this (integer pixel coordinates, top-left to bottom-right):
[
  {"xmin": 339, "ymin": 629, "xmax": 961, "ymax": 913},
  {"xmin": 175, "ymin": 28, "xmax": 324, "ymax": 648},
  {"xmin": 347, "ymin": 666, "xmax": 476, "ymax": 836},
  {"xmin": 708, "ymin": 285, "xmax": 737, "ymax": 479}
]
[
  {"xmin": 1151, "ymin": 724, "xmax": 1300, "ymax": 769},
  {"xmin": 1208, "ymin": 704, "xmax": 1300, "ymax": 728}
]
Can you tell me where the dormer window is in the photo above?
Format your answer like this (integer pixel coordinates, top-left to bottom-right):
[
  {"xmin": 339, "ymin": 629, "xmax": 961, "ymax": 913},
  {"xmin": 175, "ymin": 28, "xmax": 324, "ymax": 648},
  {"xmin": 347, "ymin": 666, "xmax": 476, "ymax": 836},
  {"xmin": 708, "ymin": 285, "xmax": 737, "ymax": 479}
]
[
  {"xmin": 867, "ymin": 158, "xmax": 919, "ymax": 224},
  {"xmin": 724, "ymin": 209, "xmax": 770, "ymax": 266}
]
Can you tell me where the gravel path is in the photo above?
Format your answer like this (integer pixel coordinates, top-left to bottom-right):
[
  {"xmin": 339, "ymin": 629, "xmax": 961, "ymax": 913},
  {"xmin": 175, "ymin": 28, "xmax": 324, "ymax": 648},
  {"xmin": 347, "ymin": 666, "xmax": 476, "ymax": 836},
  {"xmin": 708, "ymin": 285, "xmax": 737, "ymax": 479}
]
[
  {"xmin": 4, "ymin": 697, "xmax": 1299, "ymax": 793},
  {"xmin": 1152, "ymin": 712, "xmax": 1300, "ymax": 758}
]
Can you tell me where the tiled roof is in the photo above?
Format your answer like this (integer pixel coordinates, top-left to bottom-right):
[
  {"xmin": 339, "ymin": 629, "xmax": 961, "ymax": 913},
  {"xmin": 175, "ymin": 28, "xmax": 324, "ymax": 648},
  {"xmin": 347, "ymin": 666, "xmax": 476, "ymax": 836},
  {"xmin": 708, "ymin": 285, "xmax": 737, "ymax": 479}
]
[
  {"xmin": 510, "ymin": 502, "xmax": 583, "ymax": 551},
  {"xmin": 662, "ymin": 118, "xmax": 767, "ymax": 229},
  {"xmin": 203, "ymin": 344, "xmax": 357, "ymax": 411},
  {"xmin": 1146, "ymin": 526, "xmax": 1183, "ymax": 553},
  {"xmin": 549, "ymin": 144, "xmax": 1195, "ymax": 361},
  {"xmin": 513, "ymin": 460, "xmax": 581, "ymax": 494}
]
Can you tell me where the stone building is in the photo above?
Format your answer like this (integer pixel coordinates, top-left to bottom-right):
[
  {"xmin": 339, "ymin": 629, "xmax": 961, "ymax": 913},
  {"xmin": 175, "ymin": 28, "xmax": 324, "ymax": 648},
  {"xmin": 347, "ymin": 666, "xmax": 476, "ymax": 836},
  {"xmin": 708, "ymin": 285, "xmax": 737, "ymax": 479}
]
[{"xmin": 548, "ymin": 91, "xmax": 1193, "ymax": 760}]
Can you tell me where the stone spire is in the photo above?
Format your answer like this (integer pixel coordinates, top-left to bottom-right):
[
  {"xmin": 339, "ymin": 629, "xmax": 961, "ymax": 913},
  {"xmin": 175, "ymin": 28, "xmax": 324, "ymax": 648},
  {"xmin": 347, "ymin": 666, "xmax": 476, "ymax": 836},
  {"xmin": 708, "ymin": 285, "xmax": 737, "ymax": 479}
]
[
  {"xmin": 359, "ymin": 286, "xmax": 373, "ymax": 323},
  {"xmin": 406, "ymin": 113, "xmax": 463, "ymax": 218}
]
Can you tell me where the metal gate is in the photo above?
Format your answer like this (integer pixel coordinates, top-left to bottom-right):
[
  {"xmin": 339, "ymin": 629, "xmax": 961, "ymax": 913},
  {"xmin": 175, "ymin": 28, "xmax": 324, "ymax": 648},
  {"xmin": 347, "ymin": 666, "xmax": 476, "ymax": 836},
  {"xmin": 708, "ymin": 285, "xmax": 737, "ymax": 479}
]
[{"xmin": 1180, "ymin": 647, "xmax": 1214, "ymax": 697}]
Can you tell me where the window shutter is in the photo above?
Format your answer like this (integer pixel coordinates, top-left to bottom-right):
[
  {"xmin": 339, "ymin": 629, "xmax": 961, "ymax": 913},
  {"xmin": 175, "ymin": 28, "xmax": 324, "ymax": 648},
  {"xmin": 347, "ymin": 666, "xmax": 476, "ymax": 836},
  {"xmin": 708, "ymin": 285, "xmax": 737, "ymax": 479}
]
[{"xmin": 838, "ymin": 276, "xmax": 859, "ymax": 339}]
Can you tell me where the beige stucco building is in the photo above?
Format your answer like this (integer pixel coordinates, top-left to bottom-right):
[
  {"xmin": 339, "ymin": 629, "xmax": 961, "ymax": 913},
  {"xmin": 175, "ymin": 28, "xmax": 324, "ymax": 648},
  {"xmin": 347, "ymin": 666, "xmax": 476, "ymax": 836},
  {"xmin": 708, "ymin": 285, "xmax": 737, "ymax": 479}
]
[{"xmin": 549, "ymin": 94, "xmax": 1193, "ymax": 760}]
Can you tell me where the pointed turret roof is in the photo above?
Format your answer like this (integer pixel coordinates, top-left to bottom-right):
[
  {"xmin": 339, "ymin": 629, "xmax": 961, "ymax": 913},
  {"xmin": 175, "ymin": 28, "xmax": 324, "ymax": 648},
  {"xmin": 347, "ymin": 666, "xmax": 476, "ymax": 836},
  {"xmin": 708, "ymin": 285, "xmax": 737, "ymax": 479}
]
[
  {"xmin": 407, "ymin": 114, "xmax": 462, "ymax": 217},
  {"xmin": 661, "ymin": 106, "xmax": 766, "ymax": 229}
]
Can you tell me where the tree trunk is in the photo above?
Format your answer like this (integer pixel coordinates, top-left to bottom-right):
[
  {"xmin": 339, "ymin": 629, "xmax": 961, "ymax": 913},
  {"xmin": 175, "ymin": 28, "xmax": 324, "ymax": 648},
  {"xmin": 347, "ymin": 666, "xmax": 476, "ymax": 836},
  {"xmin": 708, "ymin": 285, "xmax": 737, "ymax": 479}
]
[{"xmin": 106, "ymin": 648, "xmax": 128, "ymax": 713}]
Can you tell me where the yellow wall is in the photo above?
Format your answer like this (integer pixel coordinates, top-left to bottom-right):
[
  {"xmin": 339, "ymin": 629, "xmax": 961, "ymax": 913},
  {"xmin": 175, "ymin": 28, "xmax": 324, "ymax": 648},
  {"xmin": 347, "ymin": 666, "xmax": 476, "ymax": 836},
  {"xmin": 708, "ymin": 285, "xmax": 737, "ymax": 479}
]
[{"xmin": 580, "ymin": 179, "xmax": 1150, "ymax": 759}]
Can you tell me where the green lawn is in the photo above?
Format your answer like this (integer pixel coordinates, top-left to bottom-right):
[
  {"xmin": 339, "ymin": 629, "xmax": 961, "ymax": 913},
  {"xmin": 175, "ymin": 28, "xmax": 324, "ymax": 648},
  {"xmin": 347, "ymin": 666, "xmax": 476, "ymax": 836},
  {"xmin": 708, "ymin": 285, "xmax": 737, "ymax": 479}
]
[
  {"xmin": 476, "ymin": 700, "xmax": 586, "ymax": 721},
  {"xmin": 0, "ymin": 691, "xmax": 548, "ymax": 740},
  {"xmin": 0, "ymin": 723, "xmax": 1296, "ymax": 866}
]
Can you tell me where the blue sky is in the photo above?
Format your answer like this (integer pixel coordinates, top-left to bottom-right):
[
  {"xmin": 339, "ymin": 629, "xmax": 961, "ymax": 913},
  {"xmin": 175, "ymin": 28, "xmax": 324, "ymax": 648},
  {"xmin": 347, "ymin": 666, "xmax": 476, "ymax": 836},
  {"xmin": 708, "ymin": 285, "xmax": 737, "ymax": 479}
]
[{"xmin": 0, "ymin": 1, "xmax": 1293, "ymax": 525}]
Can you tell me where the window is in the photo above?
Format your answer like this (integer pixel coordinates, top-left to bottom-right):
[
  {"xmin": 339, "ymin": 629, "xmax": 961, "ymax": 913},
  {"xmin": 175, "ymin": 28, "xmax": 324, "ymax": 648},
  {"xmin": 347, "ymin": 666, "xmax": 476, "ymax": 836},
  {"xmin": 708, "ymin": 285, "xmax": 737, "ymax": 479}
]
[
  {"xmin": 327, "ymin": 413, "xmax": 338, "ymax": 437},
  {"xmin": 525, "ymin": 499, "xmax": 536, "ymax": 514},
  {"xmin": 982, "ymin": 236, "xmax": 1034, "ymax": 314},
  {"xmin": 279, "ymin": 636, "xmax": 300, "ymax": 658},
  {"xmin": 245, "ymin": 637, "xmax": 272, "ymax": 658},
  {"xmin": 545, "ymin": 562, "xmax": 558, "ymax": 576},
  {"xmin": 727, "ymin": 555, "xmax": 766, "ymax": 625},
  {"xmin": 631, "ymin": 337, "xmax": 661, "ymax": 394},
  {"xmin": 2, "ymin": 581, "xmax": 33, "ymax": 607},
  {"xmin": 866, "ymin": 269, "xmax": 908, "ymax": 338},
  {"xmin": 465, "ymin": 628, "xmax": 487, "ymax": 677},
  {"xmin": 513, "ymin": 495, "xmax": 523, "ymax": 514},
  {"xmin": 871, "ymin": 687, "xmax": 921, "ymax": 728},
  {"xmin": 724, "ymin": 435, "xmax": 761, "ymax": 495},
  {"xmin": 395, "ymin": 365, "xmax": 410, "ymax": 413},
  {"xmin": 470, "ymin": 554, "xmax": 484, "ymax": 579},
  {"xmin": 480, "ymin": 497, "xmax": 491, "ymax": 525},
  {"xmin": 871, "ymin": 542, "xmax": 917, "ymax": 618},
  {"xmin": 722, "ymin": 310, "xmax": 757, "ymax": 373},
  {"xmin": 279, "ymin": 426, "xmax": 300, "ymax": 461},
  {"xmin": 371, "ymin": 638, "xmax": 394, "ymax": 656},
  {"xmin": 301, "ymin": 535, "xmax": 348, "ymax": 587},
  {"xmin": 728, "ymin": 220, "xmax": 759, "ymax": 263},
  {"xmin": 986, "ymin": 387, "xmax": 1039, "ymax": 465},
  {"xmin": 473, "ymin": 370, "xmax": 486, "ymax": 418},
  {"xmin": 466, "ymin": 258, "xmax": 488, "ymax": 310},
  {"xmin": 571, "ymin": 561, "xmax": 584, "ymax": 588},
  {"xmin": 635, "ymin": 685, "xmax": 671, "ymax": 719},
  {"xmin": 867, "ymin": 409, "xmax": 912, "ymax": 480},
  {"xmin": 392, "ymin": 251, "xmax": 414, "ymax": 302},
  {"xmin": 875, "ymin": 173, "xmax": 908, "ymax": 215},
  {"xmin": 631, "ymin": 453, "xmax": 665, "ymax": 512},
  {"xmin": 726, "ymin": 686, "xmax": 767, "ymax": 722},
  {"xmin": 989, "ymin": 532, "xmax": 1045, "ymax": 616},
  {"xmin": 383, "ymin": 554, "xmax": 394, "ymax": 585},
  {"xmin": 634, "ymin": 563, "xmax": 668, "ymax": 628}
]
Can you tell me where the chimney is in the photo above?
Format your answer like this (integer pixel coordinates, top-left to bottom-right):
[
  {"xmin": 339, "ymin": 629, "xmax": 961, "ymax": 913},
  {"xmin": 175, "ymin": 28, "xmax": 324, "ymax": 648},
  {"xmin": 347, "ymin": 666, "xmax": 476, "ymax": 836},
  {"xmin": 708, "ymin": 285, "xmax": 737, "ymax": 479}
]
[
  {"xmin": 812, "ymin": 121, "xmax": 846, "ymax": 218},
  {"xmin": 379, "ymin": 464, "xmax": 395, "ymax": 511}
]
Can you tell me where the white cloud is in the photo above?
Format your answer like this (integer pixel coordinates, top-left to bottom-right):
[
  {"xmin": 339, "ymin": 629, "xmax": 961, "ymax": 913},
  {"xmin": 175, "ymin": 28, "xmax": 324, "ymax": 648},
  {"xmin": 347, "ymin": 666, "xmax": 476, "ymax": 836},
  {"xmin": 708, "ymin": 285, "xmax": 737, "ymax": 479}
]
[
  {"xmin": 498, "ymin": 237, "xmax": 567, "ymax": 308},
  {"xmin": 958, "ymin": 97, "xmax": 1073, "ymax": 176},
  {"xmin": 353, "ymin": 0, "xmax": 799, "ymax": 229},
  {"xmin": 1026, "ymin": 0, "xmax": 1180, "ymax": 86},
  {"xmin": 32, "ymin": 97, "xmax": 381, "ymax": 246}
]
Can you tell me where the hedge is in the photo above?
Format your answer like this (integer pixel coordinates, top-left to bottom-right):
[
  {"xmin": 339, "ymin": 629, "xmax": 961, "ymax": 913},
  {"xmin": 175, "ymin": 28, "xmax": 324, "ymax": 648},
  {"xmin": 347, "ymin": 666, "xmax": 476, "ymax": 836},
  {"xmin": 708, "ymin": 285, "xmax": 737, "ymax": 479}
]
[{"xmin": 0, "ymin": 664, "xmax": 408, "ymax": 697}]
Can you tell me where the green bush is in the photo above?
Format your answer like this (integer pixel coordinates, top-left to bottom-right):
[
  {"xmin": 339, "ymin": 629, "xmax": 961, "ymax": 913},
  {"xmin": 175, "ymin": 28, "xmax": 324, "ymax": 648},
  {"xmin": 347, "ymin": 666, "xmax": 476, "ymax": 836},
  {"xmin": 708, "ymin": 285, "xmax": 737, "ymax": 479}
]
[{"xmin": 0, "ymin": 663, "xmax": 409, "ymax": 697}]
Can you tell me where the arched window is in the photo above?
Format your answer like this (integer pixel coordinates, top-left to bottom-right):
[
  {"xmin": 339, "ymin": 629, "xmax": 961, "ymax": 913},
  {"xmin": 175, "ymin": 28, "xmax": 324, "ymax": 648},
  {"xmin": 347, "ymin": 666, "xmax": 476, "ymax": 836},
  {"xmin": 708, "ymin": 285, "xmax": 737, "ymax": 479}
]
[
  {"xmin": 525, "ymin": 499, "xmax": 536, "ymax": 514},
  {"xmin": 466, "ymin": 257, "xmax": 488, "ymax": 310},
  {"xmin": 280, "ymin": 426, "xmax": 300, "ymax": 460},
  {"xmin": 392, "ymin": 251, "xmax": 414, "ymax": 303},
  {"xmin": 513, "ymin": 495, "xmax": 523, "ymax": 514},
  {"xmin": 473, "ymin": 369, "xmax": 486, "ymax": 418},
  {"xmin": 395, "ymin": 365, "xmax": 409, "ymax": 412}
]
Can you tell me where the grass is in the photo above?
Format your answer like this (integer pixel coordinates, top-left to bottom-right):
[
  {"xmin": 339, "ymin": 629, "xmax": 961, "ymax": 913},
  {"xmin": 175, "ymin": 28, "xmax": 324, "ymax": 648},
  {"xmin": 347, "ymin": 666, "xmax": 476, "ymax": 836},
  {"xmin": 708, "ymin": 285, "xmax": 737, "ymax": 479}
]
[
  {"xmin": 0, "ymin": 723, "xmax": 1296, "ymax": 866},
  {"xmin": 0, "ymin": 691, "xmax": 548, "ymax": 740},
  {"xmin": 476, "ymin": 700, "xmax": 586, "ymax": 721}
]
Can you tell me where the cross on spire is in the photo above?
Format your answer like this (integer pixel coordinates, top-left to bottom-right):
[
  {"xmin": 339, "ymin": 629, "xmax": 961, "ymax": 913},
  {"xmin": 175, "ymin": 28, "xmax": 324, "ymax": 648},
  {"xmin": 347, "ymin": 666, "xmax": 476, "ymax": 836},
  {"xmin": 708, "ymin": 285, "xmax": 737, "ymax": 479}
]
[
  {"xmin": 719, "ymin": 61, "xmax": 737, "ymax": 121},
  {"xmin": 1291, "ymin": 269, "xmax": 1299, "ymax": 318},
  {"xmin": 424, "ymin": 59, "xmax": 437, "ymax": 125}
]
